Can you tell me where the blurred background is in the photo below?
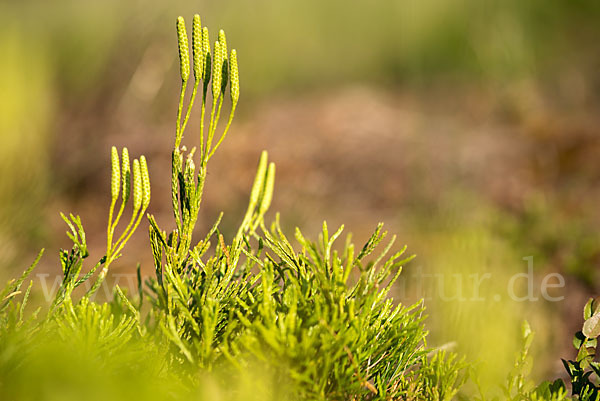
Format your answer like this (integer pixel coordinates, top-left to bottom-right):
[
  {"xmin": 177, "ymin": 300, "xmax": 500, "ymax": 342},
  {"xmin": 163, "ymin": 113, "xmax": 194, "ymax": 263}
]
[{"xmin": 1, "ymin": 0, "xmax": 599, "ymax": 395}]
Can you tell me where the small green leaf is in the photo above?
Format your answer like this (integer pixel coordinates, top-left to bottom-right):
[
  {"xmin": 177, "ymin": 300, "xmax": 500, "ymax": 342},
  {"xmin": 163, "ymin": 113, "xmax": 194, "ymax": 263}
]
[
  {"xmin": 583, "ymin": 310, "xmax": 600, "ymax": 338},
  {"xmin": 590, "ymin": 362, "xmax": 600, "ymax": 378},
  {"xmin": 585, "ymin": 298, "xmax": 594, "ymax": 320},
  {"xmin": 574, "ymin": 331, "xmax": 586, "ymax": 349}
]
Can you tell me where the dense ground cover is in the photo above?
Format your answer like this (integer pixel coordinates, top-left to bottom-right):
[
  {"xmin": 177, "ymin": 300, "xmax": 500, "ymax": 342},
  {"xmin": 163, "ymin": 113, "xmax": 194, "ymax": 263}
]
[{"xmin": 3, "ymin": 16, "xmax": 467, "ymax": 400}]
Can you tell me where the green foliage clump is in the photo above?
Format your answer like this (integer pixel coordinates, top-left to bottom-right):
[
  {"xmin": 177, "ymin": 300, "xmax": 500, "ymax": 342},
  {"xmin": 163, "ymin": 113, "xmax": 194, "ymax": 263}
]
[
  {"xmin": 0, "ymin": 14, "xmax": 469, "ymax": 401},
  {"xmin": 560, "ymin": 297, "xmax": 600, "ymax": 401}
]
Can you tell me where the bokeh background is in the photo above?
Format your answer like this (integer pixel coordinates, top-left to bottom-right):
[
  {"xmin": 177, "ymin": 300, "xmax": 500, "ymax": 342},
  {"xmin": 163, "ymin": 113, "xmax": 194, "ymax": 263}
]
[{"xmin": 1, "ymin": 0, "xmax": 599, "ymax": 395}]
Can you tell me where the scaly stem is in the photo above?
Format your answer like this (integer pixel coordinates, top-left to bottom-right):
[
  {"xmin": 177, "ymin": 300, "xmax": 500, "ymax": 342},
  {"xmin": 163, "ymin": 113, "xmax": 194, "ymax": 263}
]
[
  {"xmin": 204, "ymin": 93, "xmax": 220, "ymax": 164},
  {"xmin": 106, "ymin": 198, "xmax": 117, "ymax": 254},
  {"xmin": 111, "ymin": 207, "xmax": 146, "ymax": 262},
  {"xmin": 180, "ymin": 81, "xmax": 199, "ymax": 135},
  {"xmin": 208, "ymin": 105, "xmax": 236, "ymax": 160},
  {"xmin": 88, "ymin": 204, "xmax": 147, "ymax": 298},
  {"xmin": 199, "ymin": 89, "xmax": 207, "ymax": 161},
  {"xmin": 110, "ymin": 195, "xmax": 127, "ymax": 236},
  {"xmin": 175, "ymin": 80, "xmax": 188, "ymax": 148},
  {"xmin": 171, "ymin": 150, "xmax": 182, "ymax": 231},
  {"xmin": 206, "ymin": 95, "xmax": 224, "ymax": 160}
]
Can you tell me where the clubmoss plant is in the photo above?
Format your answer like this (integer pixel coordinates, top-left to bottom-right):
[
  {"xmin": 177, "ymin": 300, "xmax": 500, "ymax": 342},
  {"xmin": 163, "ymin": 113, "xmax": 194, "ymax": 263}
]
[
  {"xmin": 45, "ymin": 145, "xmax": 150, "ymax": 313},
  {"xmin": 140, "ymin": 16, "xmax": 468, "ymax": 399},
  {"xmin": 0, "ymin": 14, "xmax": 481, "ymax": 401}
]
